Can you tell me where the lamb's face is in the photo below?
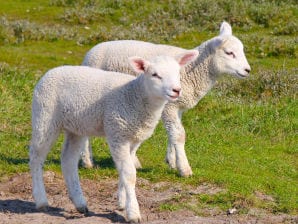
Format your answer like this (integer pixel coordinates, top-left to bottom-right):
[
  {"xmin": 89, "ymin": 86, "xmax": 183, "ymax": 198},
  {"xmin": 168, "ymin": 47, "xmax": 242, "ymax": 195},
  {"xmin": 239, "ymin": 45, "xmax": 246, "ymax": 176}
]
[
  {"xmin": 145, "ymin": 56, "xmax": 182, "ymax": 102},
  {"xmin": 129, "ymin": 51, "xmax": 198, "ymax": 102},
  {"xmin": 212, "ymin": 36, "xmax": 251, "ymax": 78},
  {"xmin": 210, "ymin": 21, "xmax": 251, "ymax": 79}
]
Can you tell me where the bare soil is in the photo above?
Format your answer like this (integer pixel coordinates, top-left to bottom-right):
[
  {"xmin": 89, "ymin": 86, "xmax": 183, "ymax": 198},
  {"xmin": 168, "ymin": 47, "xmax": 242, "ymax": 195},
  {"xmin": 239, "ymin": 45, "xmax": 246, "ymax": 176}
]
[{"xmin": 0, "ymin": 172, "xmax": 296, "ymax": 223}]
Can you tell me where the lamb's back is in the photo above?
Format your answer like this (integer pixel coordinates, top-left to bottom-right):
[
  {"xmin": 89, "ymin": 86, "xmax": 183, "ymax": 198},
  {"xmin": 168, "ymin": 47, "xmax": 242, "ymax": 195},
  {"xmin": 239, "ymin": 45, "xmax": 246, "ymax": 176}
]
[
  {"xmin": 34, "ymin": 66, "xmax": 135, "ymax": 136},
  {"xmin": 83, "ymin": 40, "xmax": 188, "ymax": 75},
  {"xmin": 39, "ymin": 66, "xmax": 133, "ymax": 100}
]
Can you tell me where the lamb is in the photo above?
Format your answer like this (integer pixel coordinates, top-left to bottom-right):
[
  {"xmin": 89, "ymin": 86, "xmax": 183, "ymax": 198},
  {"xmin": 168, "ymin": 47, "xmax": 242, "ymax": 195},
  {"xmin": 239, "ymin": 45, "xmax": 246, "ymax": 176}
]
[
  {"xmin": 81, "ymin": 21, "xmax": 251, "ymax": 177},
  {"xmin": 29, "ymin": 52, "xmax": 198, "ymax": 223}
]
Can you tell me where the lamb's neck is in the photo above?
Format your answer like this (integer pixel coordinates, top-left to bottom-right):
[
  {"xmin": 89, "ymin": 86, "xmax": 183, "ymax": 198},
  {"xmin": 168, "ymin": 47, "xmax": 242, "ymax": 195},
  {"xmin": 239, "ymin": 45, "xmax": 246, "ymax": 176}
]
[
  {"xmin": 181, "ymin": 40, "xmax": 218, "ymax": 101},
  {"xmin": 125, "ymin": 75, "xmax": 166, "ymax": 119}
]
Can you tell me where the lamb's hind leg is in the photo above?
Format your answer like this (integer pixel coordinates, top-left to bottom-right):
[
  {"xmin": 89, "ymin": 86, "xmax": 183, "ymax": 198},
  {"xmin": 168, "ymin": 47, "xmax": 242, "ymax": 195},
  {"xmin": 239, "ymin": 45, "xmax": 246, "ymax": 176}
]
[
  {"xmin": 80, "ymin": 138, "xmax": 93, "ymax": 168},
  {"xmin": 130, "ymin": 143, "xmax": 142, "ymax": 169},
  {"xmin": 30, "ymin": 128, "xmax": 59, "ymax": 210},
  {"xmin": 61, "ymin": 133, "xmax": 88, "ymax": 213},
  {"xmin": 162, "ymin": 107, "xmax": 193, "ymax": 177}
]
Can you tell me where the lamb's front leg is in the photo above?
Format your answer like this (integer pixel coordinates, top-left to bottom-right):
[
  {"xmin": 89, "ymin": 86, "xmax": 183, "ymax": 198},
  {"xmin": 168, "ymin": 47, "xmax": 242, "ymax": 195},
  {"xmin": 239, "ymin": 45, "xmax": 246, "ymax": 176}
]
[
  {"xmin": 61, "ymin": 133, "xmax": 88, "ymax": 213},
  {"xmin": 162, "ymin": 107, "xmax": 193, "ymax": 177},
  {"xmin": 110, "ymin": 142, "xmax": 141, "ymax": 223}
]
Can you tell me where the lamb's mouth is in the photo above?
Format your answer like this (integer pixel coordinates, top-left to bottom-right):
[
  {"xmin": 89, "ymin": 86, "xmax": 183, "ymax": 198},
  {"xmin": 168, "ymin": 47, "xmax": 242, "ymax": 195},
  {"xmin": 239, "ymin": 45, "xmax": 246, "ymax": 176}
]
[
  {"xmin": 167, "ymin": 94, "xmax": 179, "ymax": 100},
  {"xmin": 236, "ymin": 72, "xmax": 248, "ymax": 79}
]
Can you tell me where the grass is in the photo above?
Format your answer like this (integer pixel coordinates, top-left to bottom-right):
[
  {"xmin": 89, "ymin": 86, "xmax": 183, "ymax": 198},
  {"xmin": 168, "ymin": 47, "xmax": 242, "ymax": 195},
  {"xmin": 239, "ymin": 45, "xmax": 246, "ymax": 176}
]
[{"xmin": 0, "ymin": 0, "xmax": 297, "ymax": 216}]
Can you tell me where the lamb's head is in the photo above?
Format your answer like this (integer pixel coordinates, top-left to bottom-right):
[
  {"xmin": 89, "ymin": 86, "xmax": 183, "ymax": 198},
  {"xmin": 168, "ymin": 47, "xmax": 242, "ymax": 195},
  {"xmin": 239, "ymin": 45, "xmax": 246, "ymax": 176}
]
[
  {"xmin": 129, "ymin": 51, "xmax": 198, "ymax": 102},
  {"xmin": 208, "ymin": 21, "xmax": 251, "ymax": 79}
]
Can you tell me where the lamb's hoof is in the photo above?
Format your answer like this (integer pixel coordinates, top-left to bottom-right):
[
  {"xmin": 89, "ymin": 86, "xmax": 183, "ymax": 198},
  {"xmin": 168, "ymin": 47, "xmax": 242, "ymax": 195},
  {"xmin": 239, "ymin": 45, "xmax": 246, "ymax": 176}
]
[
  {"xmin": 126, "ymin": 209, "xmax": 141, "ymax": 223},
  {"xmin": 83, "ymin": 163, "xmax": 93, "ymax": 169},
  {"xmin": 128, "ymin": 215, "xmax": 141, "ymax": 223},
  {"xmin": 36, "ymin": 202, "xmax": 49, "ymax": 212},
  {"xmin": 133, "ymin": 157, "xmax": 142, "ymax": 170},
  {"xmin": 179, "ymin": 167, "xmax": 193, "ymax": 177},
  {"xmin": 134, "ymin": 162, "xmax": 142, "ymax": 170},
  {"xmin": 76, "ymin": 206, "xmax": 89, "ymax": 214},
  {"xmin": 81, "ymin": 154, "xmax": 94, "ymax": 169},
  {"xmin": 118, "ymin": 204, "xmax": 125, "ymax": 211},
  {"xmin": 165, "ymin": 158, "xmax": 177, "ymax": 169},
  {"xmin": 82, "ymin": 160, "xmax": 94, "ymax": 169}
]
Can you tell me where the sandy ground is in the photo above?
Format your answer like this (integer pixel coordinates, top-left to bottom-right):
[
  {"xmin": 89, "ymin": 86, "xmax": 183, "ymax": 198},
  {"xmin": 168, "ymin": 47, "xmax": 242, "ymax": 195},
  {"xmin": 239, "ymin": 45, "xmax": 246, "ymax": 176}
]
[{"xmin": 0, "ymin": 171, "xmax": 297, "ymax": 224}]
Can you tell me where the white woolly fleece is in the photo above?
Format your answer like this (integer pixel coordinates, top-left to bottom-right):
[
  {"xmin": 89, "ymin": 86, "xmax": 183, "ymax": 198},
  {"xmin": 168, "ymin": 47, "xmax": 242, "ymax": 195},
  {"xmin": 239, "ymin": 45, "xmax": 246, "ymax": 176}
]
[{"xmin": 82, "ymin": 22, "xmax": 251, "ymax": 177}]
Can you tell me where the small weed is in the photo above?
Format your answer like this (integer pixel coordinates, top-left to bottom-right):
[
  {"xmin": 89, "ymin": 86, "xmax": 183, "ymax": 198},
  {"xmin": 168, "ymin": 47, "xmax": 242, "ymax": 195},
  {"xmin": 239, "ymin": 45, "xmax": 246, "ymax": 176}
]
[
  {"xmin": 249, "ymin": 5, "xmax": 273, "ymax": 27},
  {"xmin": 60, "ymin": 6, "xmax": 114, "ymax": 25},
  {"xmin": 159, "ymin": 203, "xmax": 181, "ymax": 212},
  {"xmin": 49, "ymin": 0, "xmax": 80, "ymax": 7}
]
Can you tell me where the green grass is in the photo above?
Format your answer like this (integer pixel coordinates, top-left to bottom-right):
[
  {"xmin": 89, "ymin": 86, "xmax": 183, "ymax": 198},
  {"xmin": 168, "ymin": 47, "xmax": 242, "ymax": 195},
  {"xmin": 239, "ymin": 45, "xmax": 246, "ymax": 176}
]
[{"xmin": 0, "ymin": 0, "xmax": 297, "ymax": 216}]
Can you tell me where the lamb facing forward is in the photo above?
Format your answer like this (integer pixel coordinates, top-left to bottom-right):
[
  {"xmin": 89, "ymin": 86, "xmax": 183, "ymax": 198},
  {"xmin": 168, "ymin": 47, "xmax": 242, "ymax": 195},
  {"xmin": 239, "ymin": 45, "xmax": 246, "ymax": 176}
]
[
  {"xmin": 29, "ymin": 52, "xmax": 198, "ymax": 223},
  {"xmin": 82, "ymin": 21, "xmax": 251, "ymax": 177}
]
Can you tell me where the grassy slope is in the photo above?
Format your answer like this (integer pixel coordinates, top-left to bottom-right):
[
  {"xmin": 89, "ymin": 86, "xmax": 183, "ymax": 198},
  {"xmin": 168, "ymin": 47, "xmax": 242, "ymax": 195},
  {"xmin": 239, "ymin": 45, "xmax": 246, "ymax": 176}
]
[{"xmin": 0, "ymin": 0, "xmax": 297, "ymax": 214}]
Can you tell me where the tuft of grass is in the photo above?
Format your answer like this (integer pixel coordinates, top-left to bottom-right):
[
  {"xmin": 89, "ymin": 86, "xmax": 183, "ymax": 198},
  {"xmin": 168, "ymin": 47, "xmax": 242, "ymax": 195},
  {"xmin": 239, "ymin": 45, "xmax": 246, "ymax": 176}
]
[
  {"xmin": 159, "ymin": 203, "xmax": 181, "ymax": 212},
  {"xmin": 273, "ymin": 21, "xmax": 298, "ymax": 36},
  {"xmin": 0, "ymin": 17, "xmax": 78, "ymax": 44},
  {"xmin": 215, "ymin": 68, "xmax": 298, "ymax": 103}
]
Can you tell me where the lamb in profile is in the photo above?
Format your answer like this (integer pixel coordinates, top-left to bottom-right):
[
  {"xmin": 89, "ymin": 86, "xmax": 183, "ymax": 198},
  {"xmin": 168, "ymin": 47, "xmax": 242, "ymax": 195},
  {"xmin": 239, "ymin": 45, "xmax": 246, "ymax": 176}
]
[
  {"xmin": 29, "ymin": 51, "xmax": 198, "ymax": 223},
  {"xmin": 82, "ymin": 21, "xmax": 251, "ymax": 177}
]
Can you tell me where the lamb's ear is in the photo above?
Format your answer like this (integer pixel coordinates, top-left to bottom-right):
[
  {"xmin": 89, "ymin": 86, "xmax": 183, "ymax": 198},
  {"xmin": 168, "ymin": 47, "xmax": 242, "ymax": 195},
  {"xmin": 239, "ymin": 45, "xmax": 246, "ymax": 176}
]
[
  {"xmin": 176, "ymin": 50, "xmax": 199, "ymax": 67},
  {"xmin": 129, "ymin": 56, "xmax": 150, "ymax": 74},
  {"xmin": 219, "ymin": 21, "xmax": 232, "ymax": 36}
]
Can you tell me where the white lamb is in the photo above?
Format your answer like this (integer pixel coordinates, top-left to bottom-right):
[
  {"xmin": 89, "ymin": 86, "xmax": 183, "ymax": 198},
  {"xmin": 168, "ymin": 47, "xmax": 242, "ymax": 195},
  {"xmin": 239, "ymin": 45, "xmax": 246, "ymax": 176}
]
[
  {"xmin": 81, "ymin": 21, "xmax": 251, "ymax": 177},
  {"xmin": 29, "ymin": 52, "xmax": 198, "ymax": 223}
]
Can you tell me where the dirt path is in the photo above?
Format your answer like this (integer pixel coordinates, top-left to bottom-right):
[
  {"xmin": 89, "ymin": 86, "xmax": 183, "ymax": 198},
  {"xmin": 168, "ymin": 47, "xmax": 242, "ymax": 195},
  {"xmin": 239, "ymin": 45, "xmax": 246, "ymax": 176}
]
[{"xmin": 0, "ymin": 172, "xmax": 296, "ymax": 223}]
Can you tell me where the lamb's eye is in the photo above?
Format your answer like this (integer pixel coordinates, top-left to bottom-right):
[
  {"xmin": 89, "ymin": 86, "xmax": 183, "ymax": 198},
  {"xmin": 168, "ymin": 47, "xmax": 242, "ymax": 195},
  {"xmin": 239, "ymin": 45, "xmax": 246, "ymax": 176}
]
[
  {"xmin": 152, "ymin": 73, "xmax": 162, "ymax": 79},
  {"xmin": 225, "ymin": 51, "xmax": 235, "ymax": 58}
]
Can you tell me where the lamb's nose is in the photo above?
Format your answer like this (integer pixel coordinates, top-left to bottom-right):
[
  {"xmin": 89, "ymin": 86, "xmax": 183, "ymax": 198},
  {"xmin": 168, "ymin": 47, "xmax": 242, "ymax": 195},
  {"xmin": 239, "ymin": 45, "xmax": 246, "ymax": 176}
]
[
  {"xmin": 173, "ymin": 87, "xmax": 181, "ymax": 95},
  {"xmin": 245, "ymin": 68, "xmax": 251, "ymax": 74}
]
